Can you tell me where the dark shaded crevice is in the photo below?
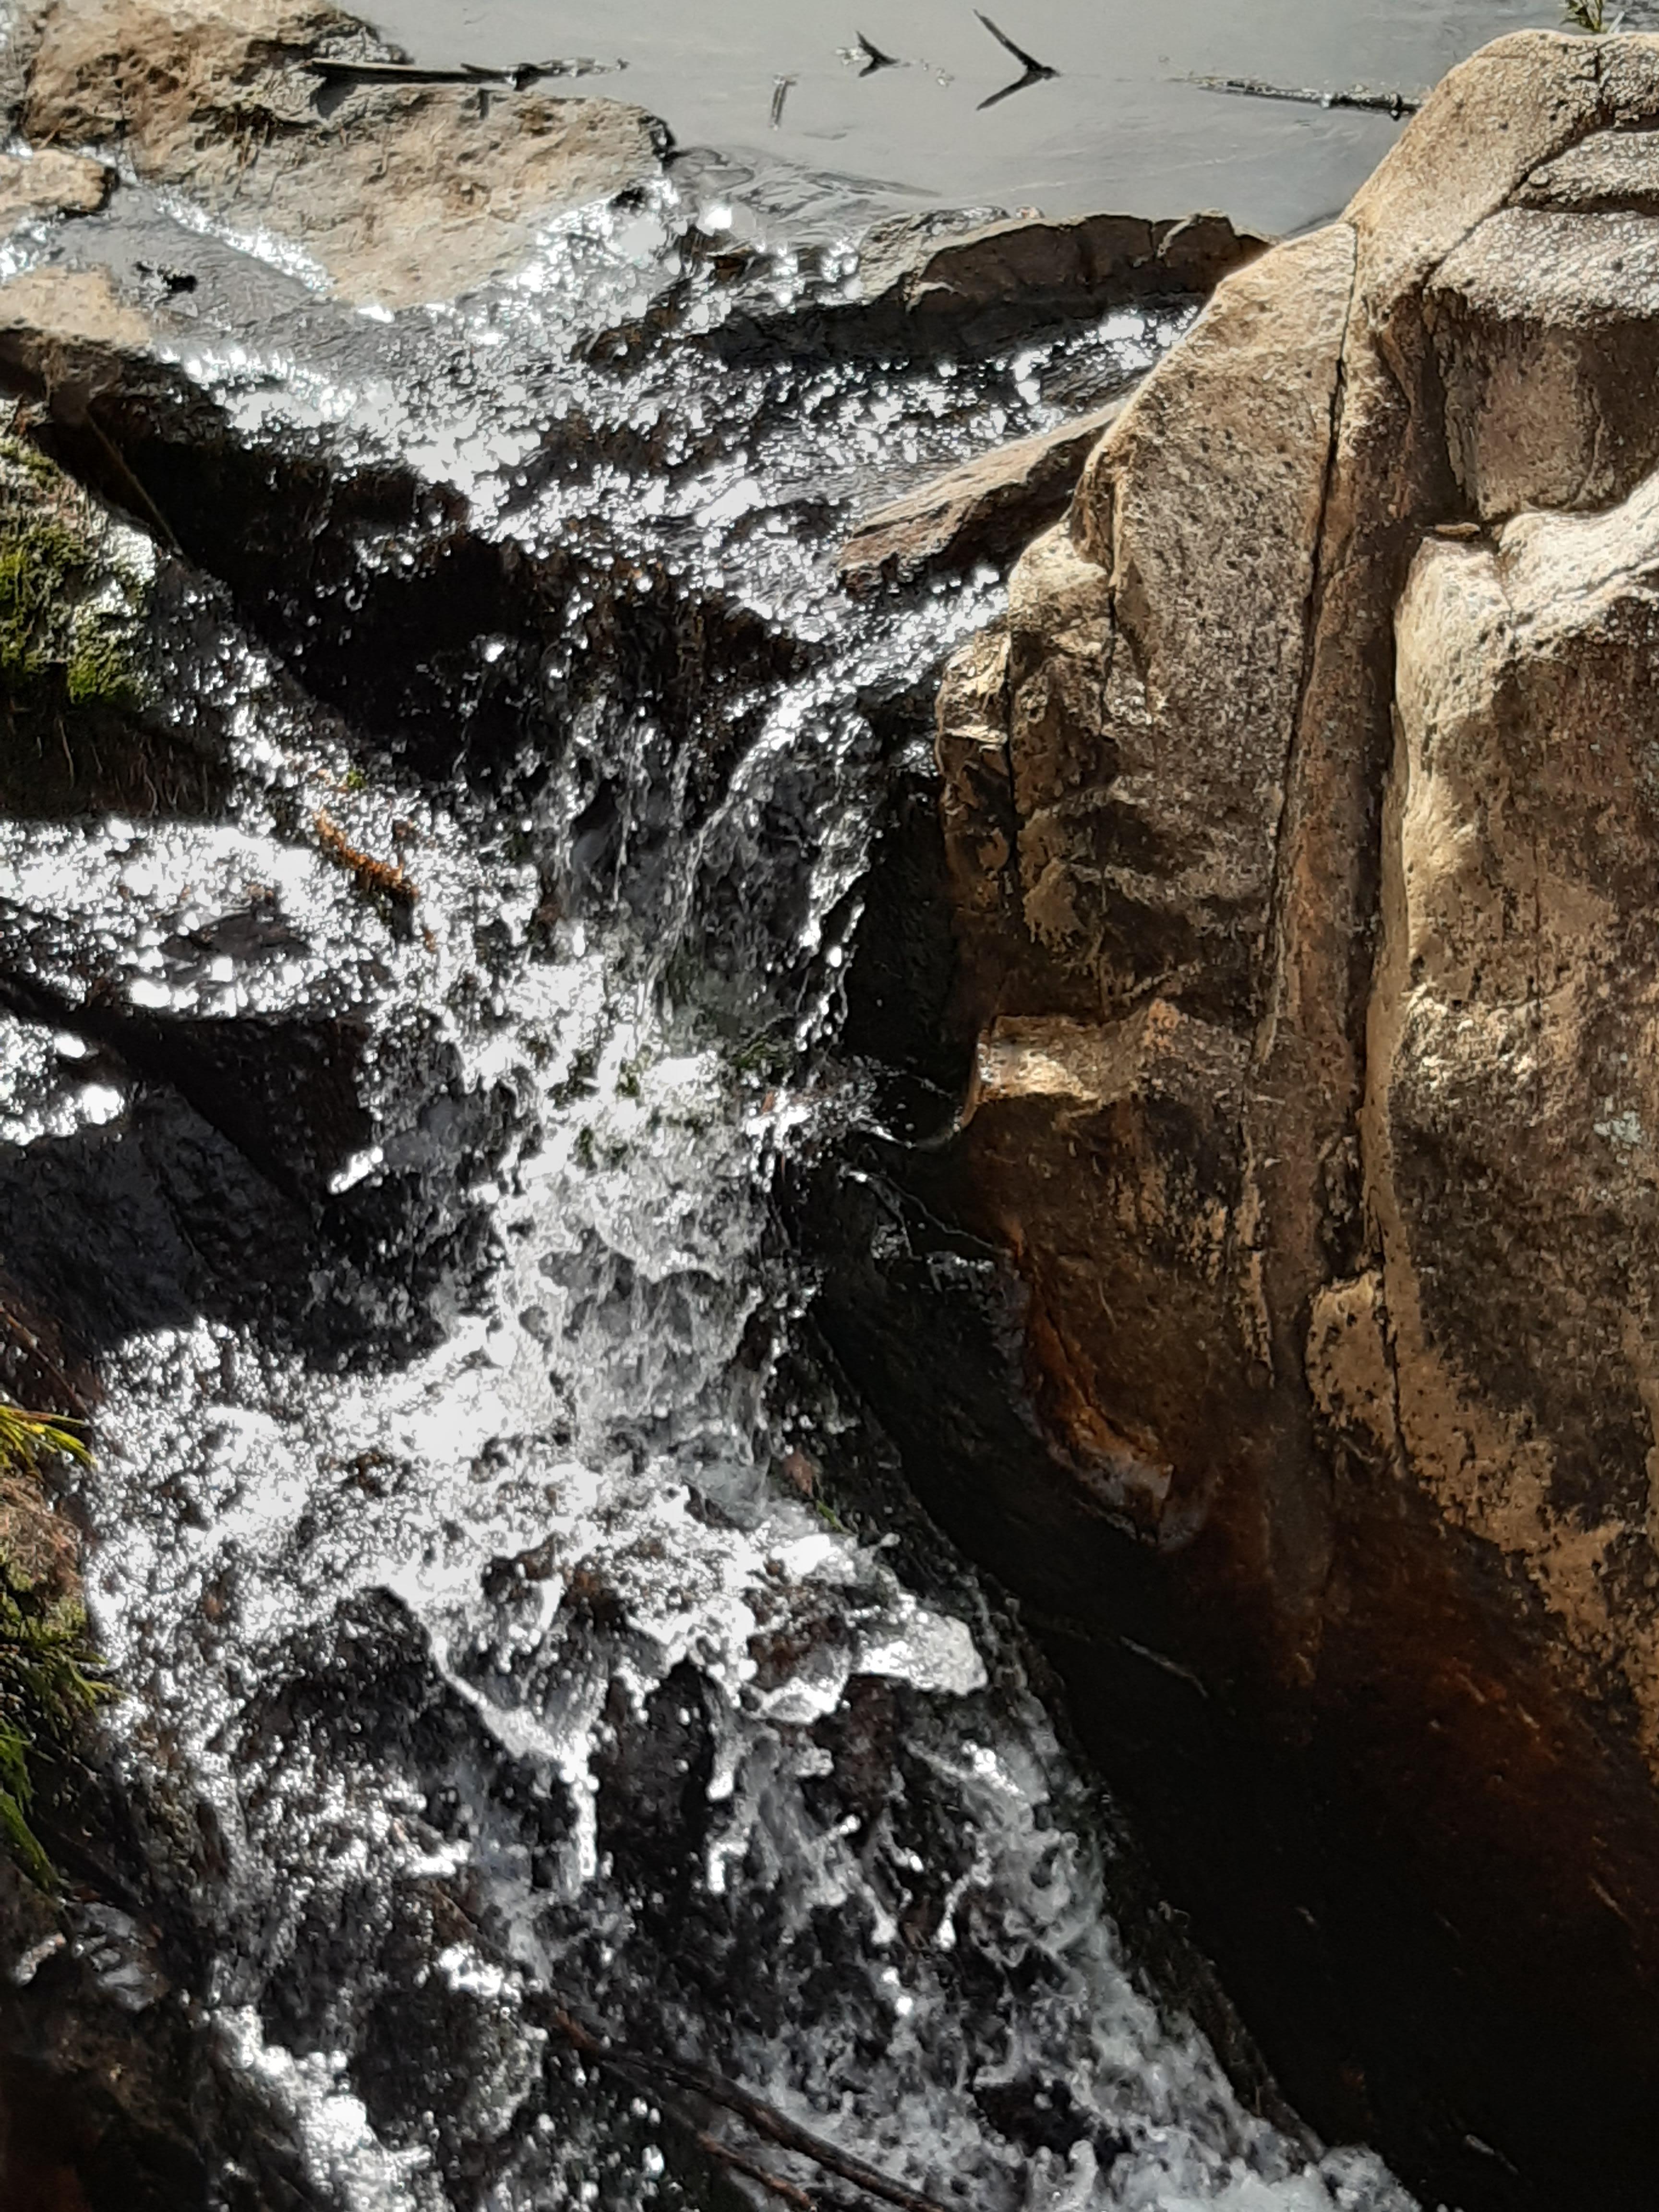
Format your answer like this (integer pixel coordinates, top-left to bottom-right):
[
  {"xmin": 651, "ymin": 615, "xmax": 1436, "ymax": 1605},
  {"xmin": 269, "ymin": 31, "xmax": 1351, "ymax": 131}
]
[
  {"xmin": 0, "ymin": 962, "xmax": 361, "ymax": 1211},
  {"xmin": 816, "ymin": 717, "xmax": 1659, "ymax": 2211},
  {"xmin": 803, "ymin": 1134, "xmax": 1659, "ymax": 2212}
]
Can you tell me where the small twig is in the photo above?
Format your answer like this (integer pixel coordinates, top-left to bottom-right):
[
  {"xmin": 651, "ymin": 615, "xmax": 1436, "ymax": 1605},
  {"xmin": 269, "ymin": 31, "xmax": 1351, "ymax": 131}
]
[
  {"xmin": 548, "ymin": 2008, "xmax": 950, "ymax": 2212},
  {"xmin": 974, "ymin": 10, "xmax": 1052, "ymax": 73},
  {"xmin": 973, "ymin": 12, "xmax": 1056, "ymax": 107},
  {"xmin": 313, "ymin": 808, "xmax": 418, "ymax": 910},
  {"xmin": 309, "ymin": 56, "xmax": 624, "ymax": 88},
  {"xmin": 82, "ymin": 416, "xmax": 180, "ymax": 553},
  {"xmin": 681, "ymin": 2110, "xmax": 819, "ymax": 2211},
  {"xmin": 1188, "ymin": 72, "xmax": 1420, "ymax": 117},
  {"xmin": 310, "ymin": 58, "xmax": 483, "ymax": 83}
]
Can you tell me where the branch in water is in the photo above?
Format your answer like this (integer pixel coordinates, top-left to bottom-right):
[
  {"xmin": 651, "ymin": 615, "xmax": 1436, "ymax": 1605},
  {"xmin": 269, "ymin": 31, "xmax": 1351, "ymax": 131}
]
[
  {"xmin": 1188, "ymin": 72, "xmax": 1421, "ymax": 117},
  {"xmin": 974, "ymin": 10, "xmax": 1053, "ymax": 75},
  {"xmin": 682, "ymin": 2112, "xmax": 820, "ymax": 2211},
  {"xmin": 974, "ymin": 12, "xmax": 1057, "ymax": 108},
  {"xmin": 309, "ymin": 56, "xmax": 624, "ymax": 88},
  {"xmin": 547, "ymin": 2006, "xmax": 952, "ymax": 2212}
]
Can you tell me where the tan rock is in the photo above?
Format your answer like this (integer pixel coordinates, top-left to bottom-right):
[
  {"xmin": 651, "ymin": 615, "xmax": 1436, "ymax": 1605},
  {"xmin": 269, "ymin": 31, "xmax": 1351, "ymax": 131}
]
[
  {"xmin": 836, "ymin": 398, "xmax": 1129, "ymax": 595},
  {"xmin": 1346, "ymin": 29, "xmax": 1602, "ymax": 337},
  {"xmin": 0, "ymin": 148, "xmax": 110, "ymax": 227},
  {"xmin": 1521, "ymin": 123, "xmax": 1659, "ymax": 213},
  {"xmin": 1368, "ymin": 481, "xmax": 1659, "ymax": 1758},
  {"xmin": 1429, "ymin": 207, "xmax": 1659, "ymax": 516},
  {"xmin": 0, "ymin": 267, "xmax": 152, "ymax": 414},
  {"xmin": 1055, "ymin": 222, "xmax": 1354, "ymax": 1021},
  {"xmin": 931, "ymin": 25, "xmax": 1659, "ymax": 2178},
  {"xmin": 20, "ymin": 0, "xmax": 665, "ymax": 308}
]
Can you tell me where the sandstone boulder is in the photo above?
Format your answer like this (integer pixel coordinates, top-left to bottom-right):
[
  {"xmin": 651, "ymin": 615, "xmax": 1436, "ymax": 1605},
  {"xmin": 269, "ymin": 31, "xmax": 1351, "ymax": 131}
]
[
  {"xmin": 931, "ymin": 27, "xmax": 1659, "ymax": 2202},
  {"xmin": 13, "ymin": 0, "xmax": 665, "ymax": 308}
]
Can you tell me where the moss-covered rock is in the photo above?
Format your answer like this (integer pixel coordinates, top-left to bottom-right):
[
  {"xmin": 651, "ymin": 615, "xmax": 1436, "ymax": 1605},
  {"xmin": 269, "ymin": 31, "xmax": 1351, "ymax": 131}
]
[
  {"xmin": 0, "ymin": 1409, "xmax": 105, "ymax": 1891},
  {"xmin": 0, "ymin": 430, "xmax": 229, "ymax": 817},
  {"xmin": 0, "ymin": 433, "xmax": 151, "ymax": 714}
]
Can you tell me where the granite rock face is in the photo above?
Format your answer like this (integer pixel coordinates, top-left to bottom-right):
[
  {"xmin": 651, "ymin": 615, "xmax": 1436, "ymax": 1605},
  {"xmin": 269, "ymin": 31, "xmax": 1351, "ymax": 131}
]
[{"xmin": 934, "ymin": 27, "xmax": 1659, "ymax": 2194}]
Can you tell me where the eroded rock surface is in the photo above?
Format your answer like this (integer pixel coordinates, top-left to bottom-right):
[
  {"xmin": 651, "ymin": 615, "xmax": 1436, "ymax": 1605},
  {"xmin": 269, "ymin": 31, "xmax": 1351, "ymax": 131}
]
[
  {"xmin": 12, "ymin": 0, "xmax": 665, "ymax": 306},
  {"xmin": 927, "ymin": 27, "xmax": 1659, "ymax": 2207}
]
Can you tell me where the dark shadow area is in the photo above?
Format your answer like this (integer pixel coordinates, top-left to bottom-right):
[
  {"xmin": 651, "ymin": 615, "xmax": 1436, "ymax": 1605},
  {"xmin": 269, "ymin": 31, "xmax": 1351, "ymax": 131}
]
[{"xmin": 796, "ymin": 757, "xmax": 1659, "ymax": 2212}]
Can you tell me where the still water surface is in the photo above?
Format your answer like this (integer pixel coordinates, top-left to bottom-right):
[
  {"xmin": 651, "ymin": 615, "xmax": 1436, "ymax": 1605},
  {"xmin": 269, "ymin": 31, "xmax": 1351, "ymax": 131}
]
[{"xmin": 374, "ymin": 0, "xmax": 1565, "ymax": 234}]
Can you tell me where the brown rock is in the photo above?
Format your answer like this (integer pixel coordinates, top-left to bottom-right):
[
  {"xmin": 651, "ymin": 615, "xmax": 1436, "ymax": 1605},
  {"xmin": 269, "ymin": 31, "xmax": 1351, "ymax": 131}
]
[
  {"xmin": 930, "ymin": 24, "xmax": 1659, "ymax": 2195},
  {"xmin": 836, "ymin": 397, "xmax": 1130, "ymax": 594},
  {"xmin": 0, "ymin": 150, "xmax": 109, "ymax": 228},
  {"xmin": 19, "ymin": 0, "xmax": 665, "ymax": 308},
  {"xmin": 858, "ymin": 206, "xmax": 1271, "ymax": 329},
  {"xmin": 0, "ymin": 268, "xmax": 153, "ymax": 420}
]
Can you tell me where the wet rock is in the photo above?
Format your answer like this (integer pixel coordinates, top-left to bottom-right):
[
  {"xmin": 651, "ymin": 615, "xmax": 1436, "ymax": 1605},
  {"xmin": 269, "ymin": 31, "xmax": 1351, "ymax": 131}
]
[
  {"xmin": 0, "ymin": 271, "xmax": 153, "ymax": 405},
  {"xmin": 836, "ymin": 396, "xmax": 1130, "ymax": 594},
  {"xmin": 687, "ymin": 204, "xmax": 1268, "ymax": 367},
  {"xmin": 919, "ymin": 25, "xmax": 1659, "ymax": 2209},
  {"xmin": 0, "ymin": 151, "xmax": 110, "ymax": 230},
  {"xmin": 856, "ymin": 207, "xmax": 1270, "ymax": 338},
  {"xmin": 16, "ymin": 0, "xmax": 667, "ymax": 308}
]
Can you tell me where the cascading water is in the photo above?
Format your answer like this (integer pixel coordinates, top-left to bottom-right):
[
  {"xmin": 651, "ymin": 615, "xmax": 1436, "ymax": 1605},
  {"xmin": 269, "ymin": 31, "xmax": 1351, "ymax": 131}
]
[{"xmin": 0, "ymin": 129, "xmax": 1418, "ymax": 2212}]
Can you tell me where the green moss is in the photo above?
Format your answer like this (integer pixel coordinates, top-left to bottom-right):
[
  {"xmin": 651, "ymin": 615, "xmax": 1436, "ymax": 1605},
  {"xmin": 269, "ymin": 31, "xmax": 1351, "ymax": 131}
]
[
  {"xmin": 65, "ymin": 615, "xmax": 146, "ymax": 711},
  {"xmin": 0, "ymin": 1573, "xmax": 108, "ymax": 1890},
  {"xmin": 0, "ymin": 517, "xmax": 87, "ymax": 686},
  {"xmin": 0, "ymin": 1406, "xmax": 110, "ymax": 1891},
  {"xmin": 0, "ymin": 435, "xmax": 151, "ymax": 719}
]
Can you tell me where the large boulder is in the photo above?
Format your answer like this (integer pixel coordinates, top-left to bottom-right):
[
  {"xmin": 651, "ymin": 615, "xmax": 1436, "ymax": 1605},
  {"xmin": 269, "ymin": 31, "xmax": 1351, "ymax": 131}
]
[{"xmin": 929, "ymin": 28, "xmax": 1659, "ymax": 2206}]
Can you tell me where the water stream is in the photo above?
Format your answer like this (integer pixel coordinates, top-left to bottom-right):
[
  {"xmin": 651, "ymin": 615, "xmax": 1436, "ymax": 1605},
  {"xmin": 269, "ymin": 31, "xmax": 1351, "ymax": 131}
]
[
  {"xmin": 0, "ymin": 8, "xmax": 1561, "ymax": 2205},
  {"xmin": 375, "ymin": 0, "xmax": 1567, "ymax": 235}
]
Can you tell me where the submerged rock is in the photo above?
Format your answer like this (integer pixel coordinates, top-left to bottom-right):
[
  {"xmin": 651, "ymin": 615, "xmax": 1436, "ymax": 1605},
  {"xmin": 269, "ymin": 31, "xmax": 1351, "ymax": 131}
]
[
  {"xmin": 12, "ymin": 0, "xmax": 667, "ymax": 307},
  {"xmin": 925, "ymin": 25, "xmax": 1659, "ymax": 2206}
]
